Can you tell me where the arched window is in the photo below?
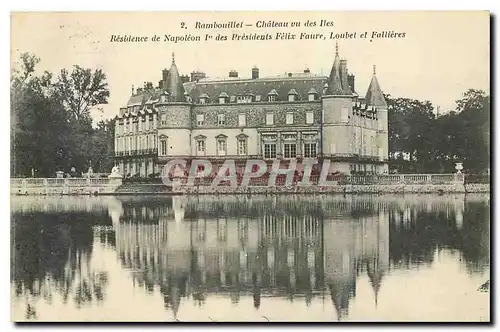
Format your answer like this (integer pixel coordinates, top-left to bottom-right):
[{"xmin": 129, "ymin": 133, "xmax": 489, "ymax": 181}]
[{"xmin": 159, "ymin": 135, "xmax": 168, "ymax": 156}]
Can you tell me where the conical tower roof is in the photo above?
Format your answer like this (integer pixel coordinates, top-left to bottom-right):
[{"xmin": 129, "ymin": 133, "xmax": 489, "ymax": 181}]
[
  {"xmin": 326, "ymin": 43, "xmax": 351, "ymax": 96},
  {"xmin": 165, "ymin": 53, "xmax": 186, "ymax": 102},
  {"xmin": 366, "ymin": 258, "xmax": 385, "ymax": 307},
  {"xmin": 365, "ymin": 65, "xmax": 387, "ymax": 107}
]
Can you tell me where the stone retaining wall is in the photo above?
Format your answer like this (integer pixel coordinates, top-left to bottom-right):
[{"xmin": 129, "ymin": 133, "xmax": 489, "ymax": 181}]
[
  {"xmin": 11, "ymin": 179, "xmax": 489, "ymax": 196},
  {"xmin": 173, "ymin": 182, "xmax": 487, "ymax": 195}
]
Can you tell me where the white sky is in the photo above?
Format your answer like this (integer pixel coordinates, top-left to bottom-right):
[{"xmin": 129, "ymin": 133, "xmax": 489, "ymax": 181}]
[{"xmin": 11, "ymin": 11, "xmax": 490, "ymax": 122}]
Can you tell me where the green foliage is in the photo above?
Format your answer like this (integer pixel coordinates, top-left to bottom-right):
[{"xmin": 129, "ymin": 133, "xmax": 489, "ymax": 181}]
[
  {"xmin": 11, "ymin": 53, "xmax": 114, "ymax": 177},
  {"xmin": 387, "ymin": 89, "xmax": 490, "ymax": 174}
]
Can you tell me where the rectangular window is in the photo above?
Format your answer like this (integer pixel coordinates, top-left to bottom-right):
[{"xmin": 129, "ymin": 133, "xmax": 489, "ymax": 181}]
[
  {"xmin": 218, "ymin": 113, "xmax": 225, "ymax": 126},
  {"xmin": 306, "ymin": 111, "xmax": 314, "ymax": 124},
  {"xmin": 255, "ymin": 95, "xmax": 261, "ymax": 102},
  {"xmin": 378, "ymin": 120, "xmax": 384, "ymax": 131},
  {"xmin": 304, "ymin": 143, "xmax": 317, "ymax": 158},
  {"xmin": 219, "ymin": 97, "xmax": 225, "ymax": 104},
  {"xmin": 268, "ymin": 95, "xmax": 276, "ymax": 102},
  {"xmin": 341, "ymin": 108, "xmax": 349, "ymax": 123},
  {"xmin": 197, "ymin": 114, "xmax": 205, "ymax": 126},
  {"xmin": 197, "ymin": 140, "xmax": 205, "ymax": 154},
  {"xmin": 284, "ymin": 143, "xmax": 297, "ymax": 158},
  {"xmin": 161, "ymin": 114, "xmax": 167, "ymax": 125},
  {"xmin": 264, "ymin": 143, "xmax": 277, "ymax": 159},
  {"xmin": 288, "ymin": 95, "xmax": 295, "ymax": 102},
  {"xmin": 217, "ymin": 139, "xmax": 227, "ymax": 155},
  {"xmin": 138, "ymin": 119, "xmax": 142, "ymax": 132},
  {"xmin": 308, "ymin": 94, "xmax": 315, "ymax": 101},
  {"xmin": 266, "ymin": 113, "xmax": 274, "ymax": 125},
  {"xmin": 230, "ymin": 95, "xmax": 236, "ymax": 103},
  {"xmin": 286, "ymin": 112, "xmax": 294, "ymax": 125},
  {"xmin": 200, "ymin": 98, "xmax": 206, "ymax": 104},
  {"xmin": 238, "ymin": 139, "xmax": 247, "ymax": 155},
  {"xmin": 238, "ymin": 113, "xmax": 246, "ymax": 127},
  {"xmin": 160, "ymin": 140, "xmax": 167, "ymax": 156}
]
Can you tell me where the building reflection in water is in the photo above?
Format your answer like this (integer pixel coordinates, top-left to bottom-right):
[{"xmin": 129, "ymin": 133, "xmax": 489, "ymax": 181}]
[
  {"xmin": 112, "ymin": 196, "xmax": 392, "ymax": 321},
  {"xmin": 10, "ymin": 194, "xmax": 489, "ymax": 321}
]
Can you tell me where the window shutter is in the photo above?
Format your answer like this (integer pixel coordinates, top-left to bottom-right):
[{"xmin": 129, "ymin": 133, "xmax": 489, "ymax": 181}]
[{"xmin": 341, "ymin": 108, "xmax": 349, "ymax": 123}]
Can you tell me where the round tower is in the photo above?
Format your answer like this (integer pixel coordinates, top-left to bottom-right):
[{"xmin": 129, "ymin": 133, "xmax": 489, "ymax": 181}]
[
  {"xmin": 321, "ymin": 43, "xmax": 355, "ymax": 173},
  {"xmin": 157, "ymin": 53, "xmax": 192, "ymax": 162}
]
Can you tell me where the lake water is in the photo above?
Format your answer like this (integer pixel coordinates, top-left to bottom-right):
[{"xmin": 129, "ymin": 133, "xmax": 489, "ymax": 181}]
[{"xmin": 10, "ymin": 194, "xmax": 490, "ymax": 322}]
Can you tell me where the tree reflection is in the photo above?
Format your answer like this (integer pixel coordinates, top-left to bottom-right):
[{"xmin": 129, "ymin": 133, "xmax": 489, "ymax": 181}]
[
  {"xmin": 11, "ymin": 211, "xmax": 112, "ymax": 319},
  {"xmin": 388, "ymin": 198, "xmax": 490, "ymax": 274}
]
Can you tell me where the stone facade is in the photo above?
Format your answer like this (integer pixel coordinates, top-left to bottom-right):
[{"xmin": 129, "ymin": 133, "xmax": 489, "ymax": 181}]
[{"xmin": 114, "ymin": 47, "xmax": 389, "ymax": 177}]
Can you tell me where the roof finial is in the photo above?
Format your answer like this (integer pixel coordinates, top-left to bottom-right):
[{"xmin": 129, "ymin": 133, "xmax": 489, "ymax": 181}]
[
  {"xmin": 373, "ymin": 64, "xmax": 376, "ymax": 76},
  {"xmin": 335, "ymin": 41, "xmax": 339, "ymax": 55},
  {"xmin": 172, "ymin": 52, "xmax": 175, "ymax": 64}
]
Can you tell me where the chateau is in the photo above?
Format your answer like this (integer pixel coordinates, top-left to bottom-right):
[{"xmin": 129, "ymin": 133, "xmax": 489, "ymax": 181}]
[{"xmin": 113, "ymin": 44, "xmax": 389, "ymax": 177}]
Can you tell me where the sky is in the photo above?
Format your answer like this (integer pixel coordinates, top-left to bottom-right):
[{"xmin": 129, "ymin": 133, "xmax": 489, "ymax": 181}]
[{"xmin": 10, "ymin": 11, "xmax": 490, "ymax": 122}]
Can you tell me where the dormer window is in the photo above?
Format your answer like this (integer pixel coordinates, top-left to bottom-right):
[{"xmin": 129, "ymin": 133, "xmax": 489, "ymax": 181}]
[
  {"xmin": 219, "ymin": 92, "xmax": 229, "ymax": 104},
  {"xmin": 160, "ymin": 92, "xmax": 169, "ymax": 103},
  {"xmin": 287, "ymin": 89, "xmax": 298, "ymax": 102},
  {"xmin": 268, "ymin": 89, "xmax": 278, "ymax": 102},
  {"xmin": 323, "ymin": 83, "xmax": 329, "ymax": 94},
  {"xmin": 199, "ymin": 93, "xmax": 209, "ymax": 104},
  {"xmin": 308, "ymin": 88, "xmax": 318, "ymax": 101},
  {"xmin": 237, "ymin": 95, "xmax": 253, "ymax": 103}
]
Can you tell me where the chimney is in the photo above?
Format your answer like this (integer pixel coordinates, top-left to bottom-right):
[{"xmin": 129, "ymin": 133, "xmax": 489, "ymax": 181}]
[
  {"xmin": 287, "ymin": 72, "xmax": 293, "ymax": 77},
  {"xmin": 229, "ymin": 70, "xmax": 238, "ymax": 78},
  {"xmin": 162, "ymin": 69, "xmax": 169, "ymax": 89},
  {"xmin": 304, "ymin": 68, "xmax": 310, "ymax": 74},
  {"xmin": 339, "ymin": 60, "xmax": 349, "ymax": 92},
  {"xmin": 252, "ymin": 66, "xmax": 259, "ymax": 79},
  {"xmin": 347, "ymin": 74, "xmax": 355, "ymax": 93},
  {"xmin": 190, "ymin": 71, "xmax": 206, "ymax": 82}
]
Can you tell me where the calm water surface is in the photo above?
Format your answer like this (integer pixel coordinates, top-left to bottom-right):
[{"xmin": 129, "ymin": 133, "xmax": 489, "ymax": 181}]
[{"xmin": 10, "ymin": 194, "xmax": 490, "ymax": 322}]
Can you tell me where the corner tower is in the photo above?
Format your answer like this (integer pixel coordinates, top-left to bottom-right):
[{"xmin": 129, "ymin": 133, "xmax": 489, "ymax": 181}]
[
  {"xmin": 156, "ymin": 53, "xmax": 192, "ymax": 164},
  {"xmin": 321, "ymin": 43, "xmax": 355, "ymax": 172}
]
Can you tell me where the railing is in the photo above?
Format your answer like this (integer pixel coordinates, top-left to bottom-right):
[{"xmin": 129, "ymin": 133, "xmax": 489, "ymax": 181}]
[
  {"xmin": 11, "ymin": 177, "xmax": 123, "ymax": 194},
  {"xmin": 115, "ymin": 148, "xmax": 158, "ymax": 157},
  {"xmin": 169, "ymin": 173, "xmax": 465, "ymax": 187}
]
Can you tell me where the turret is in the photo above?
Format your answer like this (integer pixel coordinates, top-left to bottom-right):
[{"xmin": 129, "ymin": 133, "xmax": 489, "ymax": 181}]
[
  {"xmin": 365, "ymin": 65, "xmax": 387, "ymax": 108},
  {"xmin": 165, "ymin": 53, "xmax": 186, "ymax": 102},
  {"xmin": 326, "ymin": 43, "xmax": 346, "ymax": 95},
  {"xmin": 321, "ymin": 43, "xmax": 355, "ymax": 158},
  {"xmin": 365, "ymin": 65, "xmax": 389, "ymax": 173},
  {"xmin": 156, "ymin": 52, "xmax": 191, "ymax": 158}
]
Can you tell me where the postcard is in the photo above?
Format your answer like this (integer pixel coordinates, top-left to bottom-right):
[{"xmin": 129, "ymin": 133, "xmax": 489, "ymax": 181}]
[{"xmin": 10, "ymin": 11, "xmax": 490, "ymax": 322}]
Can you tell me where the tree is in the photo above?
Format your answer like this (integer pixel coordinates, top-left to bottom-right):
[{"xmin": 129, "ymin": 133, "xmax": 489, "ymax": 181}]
[
  {"xmin": 54, "ymin": 65, "xmax": 110, "ymax": 120},
  {"xmin": 11, "ymin": 53, "xmax": 72, "ymax": 177},
  {"xmin": 11, "ymin": 53, "xmax": 114, "ymax": 177},
  {"xmin": 386, "ymin": 89, "xmax": 490, "ymax": 174}
]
